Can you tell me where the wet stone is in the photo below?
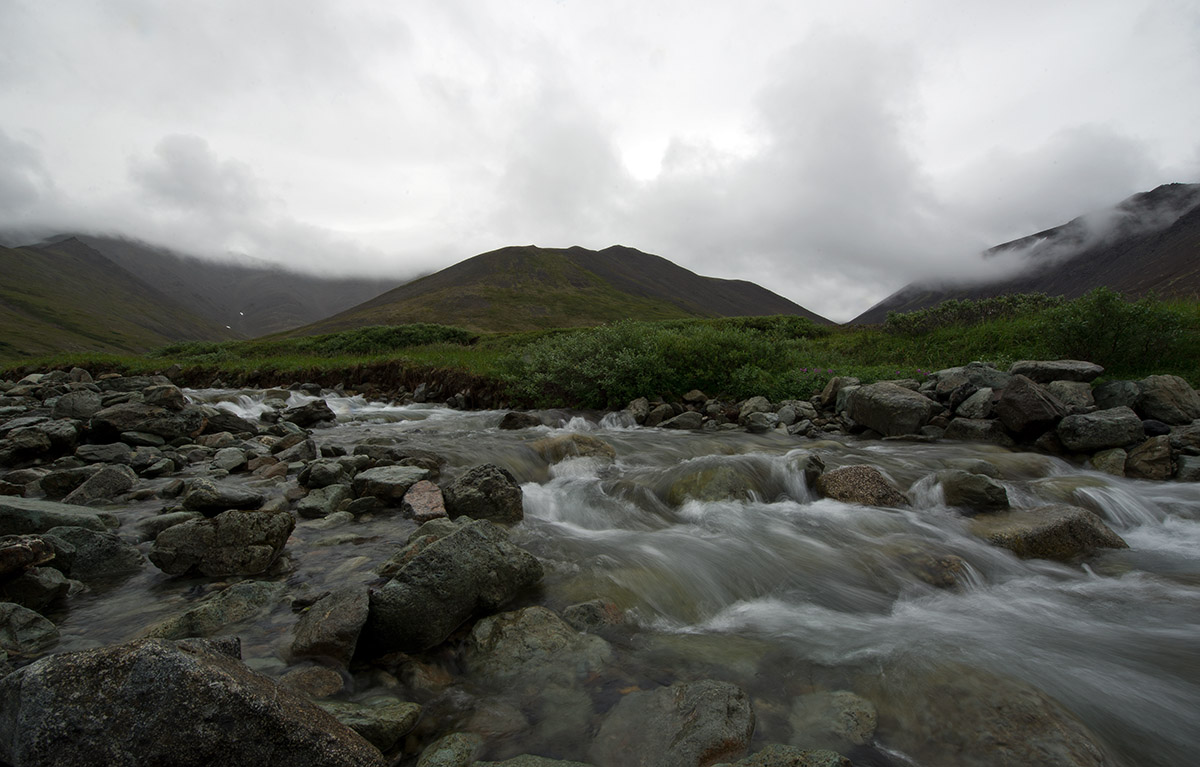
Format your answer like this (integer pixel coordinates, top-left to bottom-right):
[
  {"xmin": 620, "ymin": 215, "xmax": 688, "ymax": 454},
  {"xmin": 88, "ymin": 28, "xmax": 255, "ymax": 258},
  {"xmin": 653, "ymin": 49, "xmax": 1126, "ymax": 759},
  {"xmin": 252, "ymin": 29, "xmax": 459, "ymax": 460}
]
[
  {"xmin": 401, "ymin": 479, "xmax": 447, "ymax": 523},
  {"xmin": 182, "ymin": 477, "xmax": 265, "ymax": 514},
  {"xmin": 788, "ymin": 690, "xmax": 877, "ymax": 751},
  {"xmin": 815, "ymin": 465, "xmax": 908, "ymax": 508},
  {"xmin": 0, "ymin": 601, "xmax": 59, "ymax": 656},
  {"xmin": 318, "ymin": 697, "xmax": 422, "ymax": 752}
]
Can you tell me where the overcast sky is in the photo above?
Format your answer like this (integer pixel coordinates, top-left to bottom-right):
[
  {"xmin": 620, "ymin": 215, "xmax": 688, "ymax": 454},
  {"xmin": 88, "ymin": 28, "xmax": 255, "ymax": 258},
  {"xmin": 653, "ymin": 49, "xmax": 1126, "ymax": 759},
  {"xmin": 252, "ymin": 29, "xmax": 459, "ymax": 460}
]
[{"xmin": 1, "ymin": 1, "xmax": 1198, "ymax": 321}]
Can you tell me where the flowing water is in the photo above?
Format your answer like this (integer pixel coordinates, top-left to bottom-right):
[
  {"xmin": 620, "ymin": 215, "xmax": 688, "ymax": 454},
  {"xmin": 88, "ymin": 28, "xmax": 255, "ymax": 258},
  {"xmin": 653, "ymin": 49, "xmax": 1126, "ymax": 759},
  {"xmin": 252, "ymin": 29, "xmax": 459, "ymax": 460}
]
[{"xmin": 47, "ymin": 389, "xmax": 1200, "ymax": 766}]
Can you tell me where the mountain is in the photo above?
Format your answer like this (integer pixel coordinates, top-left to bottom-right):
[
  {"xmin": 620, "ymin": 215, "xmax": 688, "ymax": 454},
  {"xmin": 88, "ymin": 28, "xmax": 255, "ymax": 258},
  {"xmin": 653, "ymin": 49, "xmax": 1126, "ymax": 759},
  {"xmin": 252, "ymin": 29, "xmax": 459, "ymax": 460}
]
[
  {"xmin": 293, "ymin": 244, "xmax": 832, "ymax": 334},
  {"xmin": 852, "ymin": 183, "xmax": 1200, "ymax": 324},
  {"xmin": 0, "ymin": 238, "xmax": 236, "ymax": 359},
  {"xmin": 54, "ymin": 235, "xmax": 398, "ymax": 337}
]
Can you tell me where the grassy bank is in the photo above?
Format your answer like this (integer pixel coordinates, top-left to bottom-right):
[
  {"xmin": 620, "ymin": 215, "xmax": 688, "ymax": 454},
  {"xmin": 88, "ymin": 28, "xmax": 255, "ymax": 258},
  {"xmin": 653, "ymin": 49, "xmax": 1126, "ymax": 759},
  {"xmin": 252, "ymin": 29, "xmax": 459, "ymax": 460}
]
[{"xmin": 4, "ymin": 290, "xmax": 1197, "ymax": 409}]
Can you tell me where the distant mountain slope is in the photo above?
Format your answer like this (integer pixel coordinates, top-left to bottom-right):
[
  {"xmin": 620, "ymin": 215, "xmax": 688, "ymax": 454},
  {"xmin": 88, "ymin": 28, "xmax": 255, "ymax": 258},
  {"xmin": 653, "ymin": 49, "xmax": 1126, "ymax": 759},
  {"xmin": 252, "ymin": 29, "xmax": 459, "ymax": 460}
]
[
  {"xmin": 852, "ymin": 183, "xmax": 1200, "ymax": 324},
  {"xmin": 0, "ymin": 238, "xmax": 235, "ymax": 359},
  {"xmin": 59, "ymin": 235, "xmax": 398, "ymax": 336},
  {"xmin": 295, "ymin": 244, "xmax": 831, "ymax": 334}
]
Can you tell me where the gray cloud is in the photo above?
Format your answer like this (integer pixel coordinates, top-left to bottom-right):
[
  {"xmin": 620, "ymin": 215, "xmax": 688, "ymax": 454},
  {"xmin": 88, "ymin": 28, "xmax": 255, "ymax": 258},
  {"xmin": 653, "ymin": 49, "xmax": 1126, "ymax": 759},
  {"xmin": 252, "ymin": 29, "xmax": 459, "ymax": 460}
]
[{"xmin": 0, "ymin": 128, "xmax": 53, "ymax": 217}]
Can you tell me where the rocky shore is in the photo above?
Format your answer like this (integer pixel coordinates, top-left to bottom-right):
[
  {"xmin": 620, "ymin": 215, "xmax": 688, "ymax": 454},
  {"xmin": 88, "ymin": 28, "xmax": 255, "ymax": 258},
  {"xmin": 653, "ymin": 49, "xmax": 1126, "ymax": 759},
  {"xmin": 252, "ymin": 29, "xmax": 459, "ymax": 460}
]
[{"xmin": 0, "ymin": 359, "xmax": 1194, "ymax": 766}]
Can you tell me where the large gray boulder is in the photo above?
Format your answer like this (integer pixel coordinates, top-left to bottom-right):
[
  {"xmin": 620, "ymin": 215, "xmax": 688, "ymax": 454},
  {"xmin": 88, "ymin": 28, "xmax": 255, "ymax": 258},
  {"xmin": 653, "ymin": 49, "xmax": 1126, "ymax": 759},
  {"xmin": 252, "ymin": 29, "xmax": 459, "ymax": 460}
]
[
  {"xmin": 1056, "ymin": 407, "xmax": 1145, "ymax": 452},
  {"xmin": 937, "ymin": 470, "xmax": 1008, "ymax": 513},
  {"xmin": 89, "ymin": 402, "xmax": 207, "ymax": 442},
  {"xmin": 0, "ymin": 637, "xmax": 386, "ymax": 767},
  {"xmin": 61, "ymin": 464, "xmax": 137, "ymax": 506},
  {"xmin": 1136, "ymin": 374, "xmax": 1200, "ymax": 424},
  {"xmin": 815, "ymin": 466, "xmax": 908, "ymax": 508},
  {"xmin": 591, "ymin": 680, "xmax": 755, "ymax": 767},
  {"xmin": 42, "ymin": 525, "xmax": 143, "ymax": 581},
  {"xmin": 182, "ymin": 478, "xmax": 265, "ymax": 515},
  {"xmin": 442, "ymin": 464, "xmax": 524, "ymax": 524},
  {"xmin": 969, "ymin": 505, "xmax": 1127, "ymax": 562},
  {"xmin": 943, "ymin": 418, "xmax": 1015, "ymax": 446},
  {"xmin": 847, "ymin": 382, "xmax": 938, "ymax": 437},
  {"xmin": 364, "ymin": 518, "xmax": 542, "ymax": 654},
  {"xmin": 955, "ymin": 388, "xmax": 993, "ymax": 419},
  {"xmin": 0, "ymin": 497, "xmax": 111, "ymax": 535},
  {"xmin": 1009, "ymin": 360, "xmax": 1104, "ymax": 383},
  {"xmin": 994, "ymin": 375, "xmax": 1068, "ymax": 436},
  {"xmin": 52, "ymin": 389, "xmax": 103, "ymax": 420},
  {"xmin": 149, "ymin": 508, "xmax": 295, "ymax": 577}
]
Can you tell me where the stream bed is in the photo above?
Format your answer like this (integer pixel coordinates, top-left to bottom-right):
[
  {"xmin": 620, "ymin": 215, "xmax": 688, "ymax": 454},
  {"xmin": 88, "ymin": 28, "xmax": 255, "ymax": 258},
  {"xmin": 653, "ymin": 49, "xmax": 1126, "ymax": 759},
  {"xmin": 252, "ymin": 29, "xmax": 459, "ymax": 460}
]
[{"xmin": 46, "ymin": 388, "xmax": 1200, "ymax": 766}]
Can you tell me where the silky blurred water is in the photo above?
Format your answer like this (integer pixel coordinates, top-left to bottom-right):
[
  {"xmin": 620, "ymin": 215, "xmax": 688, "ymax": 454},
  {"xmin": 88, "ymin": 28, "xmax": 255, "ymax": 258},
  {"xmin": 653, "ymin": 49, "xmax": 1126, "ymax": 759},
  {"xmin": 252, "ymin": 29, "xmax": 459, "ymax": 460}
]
[{"xmin": 47, "ymin": 389, "xmax": 1200, "ymax": 766}]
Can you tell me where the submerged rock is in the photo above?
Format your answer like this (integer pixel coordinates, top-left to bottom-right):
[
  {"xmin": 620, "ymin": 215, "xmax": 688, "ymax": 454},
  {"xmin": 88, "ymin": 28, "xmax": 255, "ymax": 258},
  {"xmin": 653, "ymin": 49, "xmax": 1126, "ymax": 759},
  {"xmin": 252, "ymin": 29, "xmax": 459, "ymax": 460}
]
[
  {"xmin": 815, "ymin": 466, "xmax": 908, "ymax": 508},
  {"xmin": 714, "ymin": 744, "xmax": 850, "ymax": 766},
  {"xmin": 937, "ymin": 469, "xmax": 1009, "ymax": 513},
  {"xmin": 463, "ymin": 605, "xmax": 613, "ymax": 683},
  {"xmin": 318, "ymin": 697, "xmax": 421, "ymax": 752},
  {"xmin": 143, "ymin": 580, "xmax": 286, "ymax": 640},
  {"xmin": 591, "ymin": 679, "xmax": 755, "ymax": 767},
  {"xmin": 969, "ymin": 504, "xmax": 1127, "ymax": 562},
  {"xmin": 0, "ymin": 637, "xmax": 386, "ymax": 767},
  {"xmin": 499, "ymin": 411, "xmax": 542, "ymax": 430},
  {"xmin": 788, "ymin": 690, "xmax": 877, "ymax": 751},
  {"xmin": 533, "ymin": 434, "xmax": 617, "ymax": 461}
]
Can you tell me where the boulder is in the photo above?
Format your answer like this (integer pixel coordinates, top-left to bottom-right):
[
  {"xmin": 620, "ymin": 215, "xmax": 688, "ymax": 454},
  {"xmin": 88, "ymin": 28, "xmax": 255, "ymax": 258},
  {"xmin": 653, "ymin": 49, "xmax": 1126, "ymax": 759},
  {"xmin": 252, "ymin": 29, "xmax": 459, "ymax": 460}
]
[
  {"xmin": 815, "ymin": 466, "xmax": 907, "ymax": 508},
  {"xmin": 143, "ymin": 384, "xmax": 187, "ymax": 411},
  {"xmin": 943, "ymin": 417, "xmax": 1015, "ymax": 446},
  {"xmin": 291, "ymin": 584, "xmax": 369, "ymax": 668},
  {"xmin": 969, "ymin": 504, "xmax": 1127, "ymax": 562},
  {"xmin": 1125, "ymin": 435, "xmax": 1174, "ymax": 480},
  {"xmin": 317, "ymin": 697, "xmax": 421, "ymax": 752},
  {"xmin": 1, "ymin": 566, "xmax": 70, "ymax": 611},
  {"xmin": 182, "ymin": 478, "xmax": 265, "ymax": 515},
  {"xmin": 75, "ymin": 442, "xmax": 134, "ymax": 464},
  {"xmin": 297, "ymin": 484, "xmax": 352, "ymax": 519},
  {"xmin": 89, "ymin": 402, "xmax": 207, "ymax": 442},
  {"xmin": 476, "ymin": 757, "xmax": 596, "ymax": 767},
  {"xmin": 1056, "ymin": 407, "xmax": 1145, "ymax": 452},
  {"xmin": 149, "ymin": 508, "xmax": 295, "ymax": 577},
  {"xmin": 625, "ymin": 398, "xmax": 651, "ymax": 425},
  {"xmin": 61, "ymin": 464, "xmax": 137, "ymax": 506},
  {"xmin": 937, "ymin": 469, "xmax": 1009, "ymax": 513},
  {"xmin": 143, "ymin": 581, "xmax": 285, "ymax": 640},
  {"xmin": 738, "ymin": 396, "xmax": 774, "ymax": 424},
  {"xmin": 212, "ymin": 447, "xmax": 248, "ymax": 473},
  {"xmin": 715, "ymin": 744, "xmax": 850, "ymax": 767},
  {"xmin": 200, "ymin": 407, "xmax": 261, "ymax": 436},
  {"xmin": 499, "ymin": 411, "xmax": 542, "ymax": 430},
  {"xmin": 819, "ymin": 377, "xmax": 859, "ymax": 409},
  {"xmin": 788, "ymin": 690, "xmax": 877, "ymax": 751},
  {"xmin": 52, "ymin": 389, "xmax": 103, "ymax": 420},
  {"xmin": 645, "ymin": 403, "xmax": 675, "ymax": 428},
  {"xmin": 0, "ymin": 535, "xmax": 56, "ymax": 577},
  {"xmin": 1093, "ymin": 380, "xmax": 1140, "ymax": 410},
  {"xmin": 1089, "ymin": 448, "xmax": 1127, "ymax": 477},
  {"xmin": 1136, "ymin": 374, "xmax": 1200, "ymax": 424},
  {"xmin": 666, "ymin": 464, "xmax": 759, "ymax": 506},
  {"xmin": 351, "ymin": 465, "xmax": 429, "ymax": 505},
  {"xmin": 401, "ymin": 480, "xmax": 447, "ymax": 523},
  {"xmin": 662, "ymin": 411, "xmax": 705, "ymax": 430},
  {"xmin": 0, "ymin": 601, "xmax": 58, "ymax": 656},
  {"xmin": 955, "ymin": 387, "xmax": 993, "ymax": 419},
  {"xmin": 463, "ymin": 605, "xmax": 613, "ymax": 683},
  {"xmin": 591, "ymin": 680, "xmax": 755, "ymax": 767},
  {"xmin": 0, "ymin": 637, "xmax": 386, "ymax": 767},
  {"xmin": 42, "ymin": 525, "xmax": 143, "ymax": 580},
  {"xmin": 442, "ymin": 464, "xmax": 524, "ymax": 524},
  {"xmin": 282, "ymin": 400, "xmax": 337, "ymax": 428},
  {"xmin": 994, "ymin": 375, "xmax": 1067, "ymax": 436},
  {"xmin": 0, "ymin": 497, "xmax": 111, "ymax": 535},
  {"xmin": 532, "ymin": 434, "xmax": 617, "ymax": 461},
  {"xmin": 1008, "ymin": 360, "xmax": 1104, "ymax": 383},
  {"xmin": 847, "ymin": 382, "xmax": 938, "ymax": 437},
  {"xmin": 136, "ymin": 511, "xmax": 205, "ymax": 541},
  {"xmin": 364, "ymin": 518, "xmax": 543, "ymax": 654},
  {"xmin": 1046, "ymin": 381, "xmax": 1095, "ymax": 411},
  {"xmin": 744, "ymin": 411, "xmax": 778, "ymax": 433},
  {"xmin": 96, "ymin": 374, "xmax": 171, "ymax": 392}
]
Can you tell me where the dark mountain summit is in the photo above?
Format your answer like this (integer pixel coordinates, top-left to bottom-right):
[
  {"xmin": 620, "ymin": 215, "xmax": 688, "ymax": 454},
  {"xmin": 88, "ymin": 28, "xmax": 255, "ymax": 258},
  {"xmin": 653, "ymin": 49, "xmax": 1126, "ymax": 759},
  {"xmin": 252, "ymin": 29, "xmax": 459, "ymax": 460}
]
[
  {"xmin": 852, "ymin": 183, "xmax": 1200, "ymax": 324},
  {"xmin": 294, "ymin": 244, "xmax": 832, "ymax": 334}
]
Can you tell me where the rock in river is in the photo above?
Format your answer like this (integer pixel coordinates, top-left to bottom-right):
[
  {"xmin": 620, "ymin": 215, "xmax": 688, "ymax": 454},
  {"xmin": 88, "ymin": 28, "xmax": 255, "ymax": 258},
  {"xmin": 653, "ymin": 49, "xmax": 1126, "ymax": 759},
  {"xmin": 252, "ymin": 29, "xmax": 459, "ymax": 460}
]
[
  {"xmin": 969, "ymin": 504, "xmax": 1127, "ymax": 562},
  {"xmin": 815, "ymin": 465, "xmax": 908, "ymax": 508},
  {"xmin": 0, "ymin": 637, "xmax": 386, "ymax": 767},
  {"xmin": 442, "ymin": 463, "xmax": 525, "ymax": 524},
  {"xmin": 149, "ymin": 508, "xmax": 295, "ymax": 577}
]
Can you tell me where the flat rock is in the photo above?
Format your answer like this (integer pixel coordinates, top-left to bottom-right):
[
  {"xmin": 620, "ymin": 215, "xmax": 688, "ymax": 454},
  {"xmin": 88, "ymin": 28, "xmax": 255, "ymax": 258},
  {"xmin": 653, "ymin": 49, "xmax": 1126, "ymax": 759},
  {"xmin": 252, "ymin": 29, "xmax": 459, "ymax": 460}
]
[
  {"xmin": 1008, "ymin": 360, "xmax": 1104, "ymax": 383},
  {"xmin": 401, "ymin": 479, "xmax": 447, "ymax": 523},
  {"xmin": 0, "ymin": 637, "xmax": 386, "ymax": 767},
  {"xmin": 815, "ymin": 465, "xmax": 908, "ymax": 508},
  {"xmin": 969, "ymin": 504, "xmax": 1128, "ymax": 562},
  {"xmin": 0, "ymin": 497, "xmax": 111, "ymax": 535},
  {"xmin": 591, "ymin": 679, "xmax": 755, "ymax": 767},
  {"xmin": 351, "ymin": 465, "xmax": 429, "ymax": 504}
]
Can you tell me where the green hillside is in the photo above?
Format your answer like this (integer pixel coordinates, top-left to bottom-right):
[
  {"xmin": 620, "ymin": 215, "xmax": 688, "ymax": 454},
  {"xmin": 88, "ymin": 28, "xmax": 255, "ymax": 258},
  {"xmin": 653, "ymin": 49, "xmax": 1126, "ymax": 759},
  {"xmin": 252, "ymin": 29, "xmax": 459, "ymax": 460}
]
[{"xmin": 0, "ymin": 239, "xmax": 235, "ymax": 360}]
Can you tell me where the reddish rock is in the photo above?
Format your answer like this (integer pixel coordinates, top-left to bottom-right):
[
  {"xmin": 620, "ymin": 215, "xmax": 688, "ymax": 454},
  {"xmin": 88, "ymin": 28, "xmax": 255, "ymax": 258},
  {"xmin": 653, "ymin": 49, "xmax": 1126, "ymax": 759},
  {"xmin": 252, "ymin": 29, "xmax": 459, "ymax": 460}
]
[{"xmin": 401, "ymin": 480, "xmax": 447, "ymax": 523}]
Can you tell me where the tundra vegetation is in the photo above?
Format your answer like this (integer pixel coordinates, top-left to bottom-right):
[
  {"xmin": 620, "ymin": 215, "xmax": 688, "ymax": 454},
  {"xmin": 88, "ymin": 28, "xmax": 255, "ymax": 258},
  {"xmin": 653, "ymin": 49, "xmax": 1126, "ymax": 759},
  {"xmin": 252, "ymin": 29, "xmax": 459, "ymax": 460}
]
[{"xmin": 2, "ymin": 289, "xmax": 1197, "ymax": 409}]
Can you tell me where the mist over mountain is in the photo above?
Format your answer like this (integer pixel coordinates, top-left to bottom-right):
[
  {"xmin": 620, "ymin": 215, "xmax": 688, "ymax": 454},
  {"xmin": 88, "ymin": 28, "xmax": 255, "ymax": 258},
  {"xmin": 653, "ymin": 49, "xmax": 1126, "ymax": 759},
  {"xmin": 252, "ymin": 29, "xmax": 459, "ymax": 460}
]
[
  {"xmin": 852, "ymin": 183, "xmax": 1200, "ymax": 324},
  {"xmin": 294, "ymin": 244, "xmax": 831, "ymax": 335}
]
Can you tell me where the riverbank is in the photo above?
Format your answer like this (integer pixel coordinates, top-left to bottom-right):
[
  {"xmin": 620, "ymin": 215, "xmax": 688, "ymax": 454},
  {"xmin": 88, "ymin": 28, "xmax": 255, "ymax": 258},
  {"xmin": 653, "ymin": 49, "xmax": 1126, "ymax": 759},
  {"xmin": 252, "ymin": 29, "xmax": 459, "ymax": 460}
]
[{"xmin": 1, "ymin": 362, "xmax": 1198, "ymax": 766}]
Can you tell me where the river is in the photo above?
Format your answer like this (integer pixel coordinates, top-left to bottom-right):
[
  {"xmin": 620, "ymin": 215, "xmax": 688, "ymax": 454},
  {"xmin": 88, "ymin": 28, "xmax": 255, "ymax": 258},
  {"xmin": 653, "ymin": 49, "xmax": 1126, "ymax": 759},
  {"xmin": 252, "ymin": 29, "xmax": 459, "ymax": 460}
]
[{"xmin": 49, "ymin": 388, "xmax": 1200, "ymax": 766}]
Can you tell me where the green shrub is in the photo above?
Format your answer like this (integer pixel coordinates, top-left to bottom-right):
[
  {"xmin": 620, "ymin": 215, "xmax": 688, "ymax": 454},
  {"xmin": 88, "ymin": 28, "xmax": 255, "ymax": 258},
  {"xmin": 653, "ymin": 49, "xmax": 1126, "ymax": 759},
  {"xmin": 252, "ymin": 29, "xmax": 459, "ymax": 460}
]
[
  {"xmin": 1038, "ymin": 288, "xmax": 1187, "ymax": 373},
  {"xmin": 885, "ymin": 293, "xmax": 1062, "ymax": 335}
]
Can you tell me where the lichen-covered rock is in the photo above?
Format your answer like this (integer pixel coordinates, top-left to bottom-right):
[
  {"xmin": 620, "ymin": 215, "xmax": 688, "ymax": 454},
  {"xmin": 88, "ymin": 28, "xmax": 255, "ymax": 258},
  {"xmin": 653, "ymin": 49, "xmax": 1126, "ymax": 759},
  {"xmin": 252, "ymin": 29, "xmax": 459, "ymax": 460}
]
[
  {"xmin": 442, "ymin": 464, "xmax": 524, "ymax": 524},
  {"xmin": 1089, "ymin": 448, "xmax": 1127, "ymax": 477},
  {"xmin": 143, "ymin": 581, "xmax": 286, "ymax": 640},
  {"xmin": 969, "ymin": 504, "xmax": 1127, "ymax": 562},
  {"xmin": 847, "ymin": 382, "xmax": 938, "ymax": 437},
  {"xmin": 463, "ymin": 606, "xmax": 613, "ymax": 683},
  {"xmin": 0, "ymin": 637, "xmax": 386, "ymax": 767},
  {"xmin": 364, "ymin": 518, "xmax": 542, "ymax": 654},
  {"xmin": 291, "ymin": 584, "xmax": 369, "ymax": 668},
  {"xmin": 297, "ymin": 484, "xmax": 352, "ymax": 519},
  {"xmin": 42, "ymin": 525, "xmax": 143, "ymax": 581},
  {"xmin": 149, "ymin": 508, "xmax": 295, "ymax": 577},
  {"xmin": 318, "ymin": 697, "xmax": 421, "ymax": 752},
  {"xmin": 1136, "ymin": 374, "xmax": 1200, "ymax": 424},
  {"xmin": 591, "ymin": 680, "xmax": 755, "ymax": 767},
  {"xmin": 52, "ymin": 389, "xmax": 103, "ymax": 420},
  {"xmin": 815, "ymin": 466, "xmax": 908, "ymax": 508},
  {"xmin": 0, "ymin": 534, "xmax": 56, "ymax": 577},
  {"xmin": 1056, "ymin": 407, "xmax": 1144, "ymax": 452},
  {"xmin": 1046, "ymin": 381, "xmax": 1095, "ymax": 411},
  {"xmin": 182, "ymin": 478, "xmax": 265, "ymax": 515}
]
